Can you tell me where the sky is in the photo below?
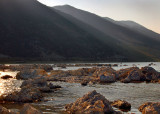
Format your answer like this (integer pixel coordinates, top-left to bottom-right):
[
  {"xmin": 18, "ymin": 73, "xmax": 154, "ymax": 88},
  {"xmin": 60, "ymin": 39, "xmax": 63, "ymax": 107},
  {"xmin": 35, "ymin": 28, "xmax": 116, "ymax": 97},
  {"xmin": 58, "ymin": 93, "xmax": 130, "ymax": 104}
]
[{"xmin": 38, "ymin": 0, "xmax": 160, "ymax": 34}]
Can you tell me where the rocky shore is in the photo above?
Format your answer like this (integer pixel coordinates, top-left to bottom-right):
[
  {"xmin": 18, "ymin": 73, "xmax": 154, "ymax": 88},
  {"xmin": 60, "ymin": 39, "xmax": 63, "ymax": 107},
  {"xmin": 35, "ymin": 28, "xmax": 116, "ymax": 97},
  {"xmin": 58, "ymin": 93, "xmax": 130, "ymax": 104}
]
[{"xmin": 0, "ymin": 64, "xmax": 159, "ymax": 113}]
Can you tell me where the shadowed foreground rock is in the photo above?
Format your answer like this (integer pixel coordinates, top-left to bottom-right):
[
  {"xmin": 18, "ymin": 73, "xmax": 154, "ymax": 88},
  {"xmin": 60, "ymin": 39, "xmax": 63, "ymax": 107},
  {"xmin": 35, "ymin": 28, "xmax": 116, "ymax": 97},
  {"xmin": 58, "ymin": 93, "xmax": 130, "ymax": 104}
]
[
  {"xmin": 139, "ymin": 102, "xmax": 160, "ymax": 114},
  {"xmin": 111, "ymin": 100, "xmax": 131, "ymax": 111},
  {"xmin": 65, "ymin": 90, "xmax": 121, "ymax": 114},
  {"xmin": 0, "ymin": 105, "xmax": 16, "ymax": 114},
  {"xmin": 20, "ymin": 104, "xmax": 42, "ymax": 114},
  {"xmin": 0, "ymin": 104, "xmax": 42, "ymax": 114}
]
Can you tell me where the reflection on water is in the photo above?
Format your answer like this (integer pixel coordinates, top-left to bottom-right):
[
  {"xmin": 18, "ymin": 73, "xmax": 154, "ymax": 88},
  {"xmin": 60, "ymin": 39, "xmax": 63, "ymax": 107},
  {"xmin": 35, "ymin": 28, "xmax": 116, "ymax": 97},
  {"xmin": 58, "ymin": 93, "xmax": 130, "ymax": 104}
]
[{"xmin": 0, "ymin": 79, "xmax": 22, "ymax": 96}]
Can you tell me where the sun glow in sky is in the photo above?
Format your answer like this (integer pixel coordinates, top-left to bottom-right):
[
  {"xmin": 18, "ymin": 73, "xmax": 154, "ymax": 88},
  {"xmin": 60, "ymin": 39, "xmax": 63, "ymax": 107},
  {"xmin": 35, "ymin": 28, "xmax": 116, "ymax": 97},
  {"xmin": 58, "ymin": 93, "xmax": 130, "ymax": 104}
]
[{"xmin": 37, "ymin": 0, "xmax": 160, "ymax": 34}]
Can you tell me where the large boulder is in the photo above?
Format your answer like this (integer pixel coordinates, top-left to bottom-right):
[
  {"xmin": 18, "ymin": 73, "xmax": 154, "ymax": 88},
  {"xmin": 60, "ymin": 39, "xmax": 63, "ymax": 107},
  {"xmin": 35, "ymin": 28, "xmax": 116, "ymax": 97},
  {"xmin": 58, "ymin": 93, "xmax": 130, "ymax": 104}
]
[
  {"xmin": 20, "ymin": 104, "xmax": 42, "ymax": 114},
  {"xmin": 65, "ymin": 90, "xmax": 119, "ymax": 114},
  {"xmin": 111, "ymin": 100, "xmax": 131, "ymax": 111},
  {"xmin": 139, "ymin": 102, "xmax": 160, "ymax": 114},
  {"xmin": 16, "ymin": 69, "xmax": 48, "ymax": 80}
]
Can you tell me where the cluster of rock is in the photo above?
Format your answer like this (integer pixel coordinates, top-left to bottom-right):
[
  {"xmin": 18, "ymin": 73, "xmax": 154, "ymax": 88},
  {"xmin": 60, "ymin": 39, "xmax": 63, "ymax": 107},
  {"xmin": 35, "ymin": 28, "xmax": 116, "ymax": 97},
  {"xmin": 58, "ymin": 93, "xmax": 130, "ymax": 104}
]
[
  {"xmin": 65, "ymin": 90, "xmax": 160, "ymax": 114},
  {"xmin": 0, "ymin": 77, "xmax": 61, "ymax": 103},
  {"xmin": 46, "ymin": 66, "xmax": 160, "ymax": 84},
  {"xmin": 0, "ymin": 104, "xmax": 42, "ymax": 114}
]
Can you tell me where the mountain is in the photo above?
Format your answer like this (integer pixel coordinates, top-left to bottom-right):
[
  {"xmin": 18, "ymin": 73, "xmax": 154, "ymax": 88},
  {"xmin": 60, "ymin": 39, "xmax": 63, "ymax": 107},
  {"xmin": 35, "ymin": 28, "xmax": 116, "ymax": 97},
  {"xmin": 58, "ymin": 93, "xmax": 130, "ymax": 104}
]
[
  {"xmin": 103, "ymin": 17, "xmax": 160, "ymax": 41},
  {"xmin": 54, "ymin": 5, "xmax": 160, "ymax": 61},
  {"xmin": 0, "ymin": 0, "xmax": 146, "ymax": 62}
]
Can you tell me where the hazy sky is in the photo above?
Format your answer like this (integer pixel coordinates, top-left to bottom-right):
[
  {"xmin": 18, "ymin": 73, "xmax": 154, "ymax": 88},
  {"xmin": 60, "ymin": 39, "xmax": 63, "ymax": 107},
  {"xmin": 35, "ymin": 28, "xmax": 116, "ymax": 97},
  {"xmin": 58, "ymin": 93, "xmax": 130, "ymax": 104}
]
[{"xmin": 38, "ymin": 0, "xmax": 160, "ymax": 34}]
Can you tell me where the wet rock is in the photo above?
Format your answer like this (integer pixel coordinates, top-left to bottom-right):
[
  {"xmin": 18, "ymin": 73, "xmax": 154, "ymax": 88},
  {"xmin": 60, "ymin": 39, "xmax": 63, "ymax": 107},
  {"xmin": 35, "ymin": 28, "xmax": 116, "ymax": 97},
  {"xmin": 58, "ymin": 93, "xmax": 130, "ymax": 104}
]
[
  {"xmin": 121, "ymin": 69, "xmax": 142, "ymax": 83},
  {"xmin": 2, "ymin": 86, "xmax": 43, "ymax": 103},
  {"xmin": 139, "ymin": 102, "xmax": 160, "ymax": 114},
  {"xmin": 20, "ymin": 77, "xmax": 48, "ymax": 88},
  {"xmin": 21, "ymin": 77, "xmax": 61, "ymax": 93},
  {"xmin": 99, "ymin": 75, "xmax": 116, "ymax": 83},
  {"xmin": 111, "ymin": 100, "xmax": 131, "ymax": 111},
  {"xmin": 68, "ymin": 68, "xmax": 96, "ymax": 76},
  {"xmin": 16, "ymin": 69, "xmax": 48, "ymax": 80},
  {"xmin": 141, "ymin": 66, "xmax": 160, "ymax": 82},
  {"xmin": 117, "ymin": 67, "xmax": 139, "ymax": 81},
  {"xmin": 1, "ymin": 75, "xmax": 13, "ymax": 79},
  {"xmin": 20, "ymin": 104, "xmax": 42, "ymax": 114},
  {"xmin": 65, "ymin": 90, "xmax": 118, "ymax": 114}
]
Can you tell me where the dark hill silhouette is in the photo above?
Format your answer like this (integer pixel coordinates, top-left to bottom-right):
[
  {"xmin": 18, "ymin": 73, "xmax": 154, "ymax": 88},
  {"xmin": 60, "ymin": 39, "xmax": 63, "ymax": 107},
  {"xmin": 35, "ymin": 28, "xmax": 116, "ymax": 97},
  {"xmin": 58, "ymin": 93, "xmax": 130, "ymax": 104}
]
[{"xmin": 0, "ymin": 0, "xmax": 158, "ymax": 62}]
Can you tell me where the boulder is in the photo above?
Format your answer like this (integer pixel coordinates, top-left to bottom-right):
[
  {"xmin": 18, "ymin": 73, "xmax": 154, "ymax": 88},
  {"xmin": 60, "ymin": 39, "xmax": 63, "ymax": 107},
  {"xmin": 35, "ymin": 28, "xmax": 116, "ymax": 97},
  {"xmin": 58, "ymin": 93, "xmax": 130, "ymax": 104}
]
[
  {"xmin": 20, "ymin": 104, "xmax": 42, "ymax": 114},
  {"xmin": 100, "ymin": 75, "xmax": 116, "ymax": 83},
  {"xmin": 141, "ymin": 67, "xmax": 160, "ymax": 82},
  {"xmin": 139, "ymin": 102, "xmax": 160, "ymax": 114},
  {"xmin": 2, "ymin": 86, "xmax": 43, "ymax": 103},
  {"xmin": 1, "ymin": 75, "xmax": 13, "ymax": 79},
  {"xmin": 111, "ymin": 100, "xmax": 131, "ymax": 111},
  {"xmin": 65, "ymin": 90, "xmax": 118, "ymax": 114},
  {"xmin": 21, "ymin": 77, "xmax": 61, "ymax": 93},
  {"xmin": 16, "ymin": 69, "xmax": 48, "ymax": 80}
]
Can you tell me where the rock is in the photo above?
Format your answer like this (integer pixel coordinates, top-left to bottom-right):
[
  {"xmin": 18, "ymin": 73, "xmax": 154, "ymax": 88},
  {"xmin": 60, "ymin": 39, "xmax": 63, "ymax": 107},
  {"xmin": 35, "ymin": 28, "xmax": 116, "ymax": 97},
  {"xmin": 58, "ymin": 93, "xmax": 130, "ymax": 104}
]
[
  {"xmin": 92, "ymin": 67, "xmax": 116, "ymax": 77},
  {"xmin": 20, "ymin": 104, "xmax": 42, "ymax": 114},
  {"xmin": 3, "ymin": 86, "xmax": 43, "ymax": 103},
  {"xmin": 111, "ymin": 100, "xmax": 131, "ymax": 111},
  {"xmin": 16, "ymin": 69, "xmax": 48, "ymax": 80},
  {"xmin": 99, "ymin": 75, "xmax": 116, "ymax": 83},
  {"xmin": 139, "ymin": 102, "xmax": 160, "ymax": 114},
  {"xmin": 0, "ymin": 105, "xmax": 12, "ymax": 114},
  {"xmin": 65, "ymin": 90, "xmax": 118, "ymax": 114},
  {"xmin": 141, "ymin": 66, "xmax": 160, "ymax": 82},
  {"xmin": 48, "ymin": 83, "xmax": 61, "ymax": 89},
  {"xmin": 81, "ymin": 81, "xmax": 88, "ymax": 86},
  {"xmin": 20, "ymin": 77, "xmax": 48, "ymax": 88},
  {"xmin": 1, "ymin": 75, "xmax": 13, "ymax": 79},
  {"xmin": 117, "ymin": 67, "xmax": 139, "ymax": 81}
]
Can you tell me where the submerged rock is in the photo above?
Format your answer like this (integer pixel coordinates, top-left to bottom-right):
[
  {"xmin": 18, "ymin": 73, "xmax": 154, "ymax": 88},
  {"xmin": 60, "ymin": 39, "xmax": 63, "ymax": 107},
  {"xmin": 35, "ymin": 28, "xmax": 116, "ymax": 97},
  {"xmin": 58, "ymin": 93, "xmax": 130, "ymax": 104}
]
[
  {"xmin": 139, "ymin": 102, "xmax": 160, "ymax": 114},
  {"xmin": 20, "ymin": 104, "xmax": 42, "ymax": 114},
  {"xmin": 65, "ymin": 90, "xmax": 119, "ymax": 114},
  {"xmin": 111, "ymin": 100, "xmax": 131, "ymax": 111},
  {"xmin": 16, "ymin": 69, "xmax": 48, "ymax": 80}
]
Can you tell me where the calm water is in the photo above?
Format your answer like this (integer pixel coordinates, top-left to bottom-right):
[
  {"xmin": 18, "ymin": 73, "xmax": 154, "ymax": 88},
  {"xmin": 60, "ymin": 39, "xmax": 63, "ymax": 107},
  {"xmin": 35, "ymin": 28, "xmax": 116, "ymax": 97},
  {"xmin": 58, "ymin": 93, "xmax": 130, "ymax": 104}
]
[{"xmin": 0, "ymin": 62, "xmax": 160, "ymax": 114}]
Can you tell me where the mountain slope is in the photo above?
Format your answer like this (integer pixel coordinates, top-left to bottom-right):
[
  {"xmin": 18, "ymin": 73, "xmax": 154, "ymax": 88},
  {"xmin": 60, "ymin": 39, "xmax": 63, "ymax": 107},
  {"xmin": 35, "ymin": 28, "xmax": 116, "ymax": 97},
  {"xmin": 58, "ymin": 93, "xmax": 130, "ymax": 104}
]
[
  {"xmin": 54, "ymin": 5, "xmax": 160, "ymax": 61},
  {"xmin": 103, "ymin": 17, "xmax": 160, "ymax": 40},
  {"xmin": 0, "ymin": 0, "xmax": 147, "ymax": 62}
]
